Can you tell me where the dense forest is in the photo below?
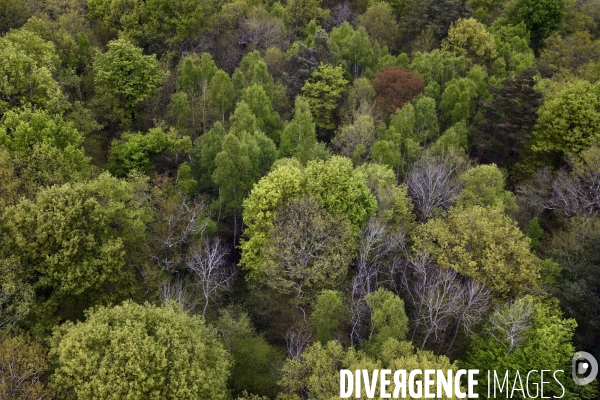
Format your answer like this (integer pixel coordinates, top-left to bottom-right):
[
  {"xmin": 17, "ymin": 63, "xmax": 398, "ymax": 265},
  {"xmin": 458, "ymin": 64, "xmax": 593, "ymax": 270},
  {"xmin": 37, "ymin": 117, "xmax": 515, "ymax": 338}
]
[{"xmin": 0, "ymin": 0, "xmax": 599, "ymax": 398}]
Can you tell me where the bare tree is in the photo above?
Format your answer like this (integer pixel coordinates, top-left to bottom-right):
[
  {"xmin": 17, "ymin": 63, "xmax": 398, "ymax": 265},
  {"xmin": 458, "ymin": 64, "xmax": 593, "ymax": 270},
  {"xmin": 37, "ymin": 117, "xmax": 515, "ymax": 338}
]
[
  {"xmin": 239, "ymin": 13, "xmax": 287, "ymax": 52},
  {"xmin": 159, "ymin": 277, "xmax": 199, "ymax": 314},
  {"xmin": 325, "ymin": 1, "xmax": 355, "ymax": 30},
  {"xmin": 187, "ymin": 238, "xmax": 235, "ymax": 317},
  {"xmin": 486, "ymin": 297, "xmax": 535, "ymax": 353},
  {"xmin": 285, "ymin": 325, "xmax": 312, "ymax": 360},
  {"xmin": 349, "ymin": 217, "xmax": 409, "ymax": 346},
  {"xmin": 407, "ymin": 152, "xmax": 463, "ymax": 221},
  {"xmin": 148, "ymin": 191, "xmax": 210, "ymax": 273},
  {"xmin": 400, "ymin": 253, "xmax": 490, "ymax": 353}
]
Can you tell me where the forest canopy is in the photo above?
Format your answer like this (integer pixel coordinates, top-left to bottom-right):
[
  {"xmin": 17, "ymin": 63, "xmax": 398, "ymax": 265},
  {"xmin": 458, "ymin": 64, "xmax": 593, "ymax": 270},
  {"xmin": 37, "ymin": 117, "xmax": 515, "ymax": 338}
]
[{"xmin": 1, "ymin": 0, "xmax": 599, "ymax": 399}]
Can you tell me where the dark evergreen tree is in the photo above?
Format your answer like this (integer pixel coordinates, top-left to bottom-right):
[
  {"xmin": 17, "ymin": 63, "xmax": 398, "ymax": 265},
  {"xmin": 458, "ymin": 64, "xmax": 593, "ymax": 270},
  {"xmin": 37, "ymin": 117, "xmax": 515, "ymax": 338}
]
[{"xmin": 472, "ymin": 68, "xmax": 542, "ymax": 169}]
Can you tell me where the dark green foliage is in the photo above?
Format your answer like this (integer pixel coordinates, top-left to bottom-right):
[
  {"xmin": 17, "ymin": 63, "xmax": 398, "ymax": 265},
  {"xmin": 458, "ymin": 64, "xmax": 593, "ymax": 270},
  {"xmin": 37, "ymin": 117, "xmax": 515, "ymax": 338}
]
[{"xmin": 472, "ymin": 68, "xmax": 542, "ymax": 169}]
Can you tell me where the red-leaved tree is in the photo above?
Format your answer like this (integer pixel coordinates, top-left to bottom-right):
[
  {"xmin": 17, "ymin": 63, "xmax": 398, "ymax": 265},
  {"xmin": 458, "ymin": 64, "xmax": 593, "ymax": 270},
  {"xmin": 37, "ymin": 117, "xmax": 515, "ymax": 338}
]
[{"xmin": 372, "ymin": 67, "xmax": 425, "ymax": 114}]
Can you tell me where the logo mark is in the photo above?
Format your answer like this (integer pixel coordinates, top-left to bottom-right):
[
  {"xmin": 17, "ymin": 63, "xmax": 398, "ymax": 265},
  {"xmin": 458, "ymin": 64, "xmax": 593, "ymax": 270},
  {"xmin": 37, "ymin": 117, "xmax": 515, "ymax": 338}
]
[{"xmin": 572, "ymin": 351, "xmax": 598, "ymax": 385}]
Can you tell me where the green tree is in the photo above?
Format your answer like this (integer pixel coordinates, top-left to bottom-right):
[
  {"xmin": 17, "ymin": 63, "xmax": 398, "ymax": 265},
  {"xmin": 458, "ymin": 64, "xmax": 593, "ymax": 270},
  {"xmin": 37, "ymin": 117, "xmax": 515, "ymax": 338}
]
[
  {"xmin": 0, "ymin": 108, "xmax": 91, "ymax": 195},
  {"xmin": 107, "ymin": 127, "xmax": 192, "ymax": 177},
  {"xmin": 329, "ymin": 22, "xmax": 375, "ymax": 78},
  {"xmin": 278, "ymin": 339, "xmax": 460, "ymax": 400},
  {"xmin": 0, "ymin": 173, "xmax": 153, "ymax": 329},
  {"xmin": 364, "ymin": 288, "xmax": 409, "ymax": 357},
  {"xmin": 300, "ymin": 63, "xmax": 348, "ymax": 135},
  {"xmin": 87, "ymin": 0, "xmax": 205, "ymax": 53},
  {"xmin": 457, "ymin": 164, "xmax": 517, "ymax": 211},
  {"xmin": 209, "ymin": 70, "xmax": 236, "ymax": 124},
  {"xmin": 216, "ymin": 307, "xmax": 283, "ymax": 398},
  {"xmin": 191, "ymin": 122, "xmax": 226, "ymax": 191},
  {"xmin": 414, "ymin": 205, "xmax": 542, "ymax": 298},
  {"xmin": 50, "ymin": 301, "xmax": 230, "ymax": 400},
  {"xmin": 440, "ymin": 77, "xmax": 478, "ymax": 126},
  {"xmin": 0, "ymin": 28, "xmax": 62, "ymax": 116},
  {"xmin": 260, "ymin": 195, "xmax": 355, "ymax": 305},
  {"xmin": 312, "ymin": 290, "xmax": 344, "ymax": 345},
  {"xmin": 241, "ymin": 84, "xmax": 280, "ymax": 141},
  {"xmin": 93, "ymin": 39, "xmax": 165, "ymax": 124},
  {"xmin": 529, "ymin": 80, "xmax": 600, "ymax": 162},
  {"xmin": 332, "ymin": 115, "xmax": 377, "ymax": 165},
  {"xmin": 285, "ymin": 0, "xmax": 327, "ymax": 37},
  {"xmin": 177, "ymin": 53, "xmax": 218, "ymax": 134},
  {"xmin": 504, "ymin": 0, "xmax": 565, "ymax": 51},
  {"xmin": 241, "ymin": 157, "xmax": 377, "ymax": 283},
  {"xmin": 358, "ymin": 2, "xmax": 400, "ymax": 50},
  {"xmin": 279, "ymin": 96, "xmax": 321, "ymax": 165},
  {"xmin": 441, "ymin": 18, "xmax": 499, "ymax": 69},
  {"xmin": 0, "ymin": 0, "xmax": 31, "ymax": 34},
  {"xmin": 465, "ymin": 299, "xmax": 596, "ymax": 399}
]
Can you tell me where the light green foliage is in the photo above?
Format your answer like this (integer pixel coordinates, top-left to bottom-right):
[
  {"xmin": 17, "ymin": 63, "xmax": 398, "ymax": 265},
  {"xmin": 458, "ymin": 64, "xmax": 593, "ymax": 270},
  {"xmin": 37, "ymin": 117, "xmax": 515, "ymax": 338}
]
[
  {"xmin": 217, "ymin": 307, "xmax": 283, "ymax": 398},
  {"xmin": 0, "ymin": 28, "xmax": 63, "ymax": 115},
  {"xmin": 414, "ymin": 205, "xmax": 542, "ymax": 297},
  {"xmin": 413, "ymin": 96, "xmax": 439, "ymax": 143},
  {"xmin": 176, "ymin": 53, "xmax": 218, "ymax": 133},
  {"xmin": 431, "ymin": 120, "xmax": 470, "ymax": 154},
  {"xmin": 241, "ymin": 84, "xmax": 280, "ymax": 141},
  {"xmin": 442, "ymin": 18, "xmax": 499, "ymax": 69},
  {"xmin": 50, "ymin": 301, "xmax": 230, "ymax": 400},
  {"xmin": 364, "ymin": 288, "xmax": 409, "ymax": 357},
  {"xmin": 108, "ymin": 127, "xmax": 192, "ymax": 177},
  {"xmin": 278, "ymin": 339, "xmax": 460, "ymax": 400},
  {"xmin": 241, "ymin": 157, "xmax": 377, "ymax": 283},
  {"xmin": 238, "ymin": 52, "xmax": 276, "ymax": 101},
  {"xmin": 0, "ymin": 108, "xmax": 90, "ymax": 191},
  {"xmin": 300, "ymin": 64, "xmax": 348, "ymax": 133},
  {"xmin": 409, "ymin": 50, "xmax": 467, "ymax": 98},
  {"xmin": 212, "ymin": 106, "xmax": 277, "ymax": 218},
  {"xmin": 440, "ymin": 77, "xmax": 478, "ymax": 126},
  {"xmin": 0, "ymin": 108, "xmax": 88, "ymax": 173},
  {"xmin": 341, "ymin": 77, "xmax": 376, "ymax": 124},
  {"xmin": 230, "ymin": 101, "xmax": 259, "ymax": 136},
  {"xmin": 490, "ymin": 22, "xmax": 535, "ymax": 76},
  {"xmin": 279, "ymin": 96, "xmax": 322, "ymax": 164},
  {"xmin": 332, "ymin": 114, "xmax": 377, "ymax": 165},
  {"xmin": 373, "ymin": 103, "xmax": 421, "ymax": 177},
  {"xmin": 458, "ymin": 164, "xmax": 517, "ymax": 211},
  {"xmin": 357, "ymin": 163, "xmax": 415, "ymax": 229},
  {"xmin": 277, "ymin": 341, "xmax": 379, "ymax": 400},
  {"xmin": 0, "ymin": 173, "xmax": 153, "ymax": 328},
  {"xmin": 312, "ymin": 290, "xmax": 344, "ymax": 344},
  {"xmin": 530, "ymin": 80, "xmax": 600, "ymax": 157},
  {"xmin": 87, "ymin": 0, "xmax": 204, "ymax": 51},
  {"xmin": 260, "ymin": 195, "xmax": 355, "ymax": 303},
  {"xmin": 0, "ymin": 257, "xmax": 33, "ymax": 333},
  {"xmin": 329, "ymin": 22, "xmax": 375, "ymax": 78},
  {"xmin": 93, "ymin": 39, "xmax": 165, "ymax": 123},
  {"xmin": 209, "ymin": 70, "xmax": 236, "ymax": 123},
  {"xmin": 466, "ymin": 300, "xmax": 595, "ymax": 399}
]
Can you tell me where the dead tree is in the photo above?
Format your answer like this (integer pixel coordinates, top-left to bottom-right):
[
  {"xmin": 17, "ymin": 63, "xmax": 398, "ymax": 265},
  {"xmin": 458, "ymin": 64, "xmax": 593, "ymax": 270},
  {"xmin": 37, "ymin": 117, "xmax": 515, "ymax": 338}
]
[
  {"xmin": 407, "ymin": 152, "xmax": 463, "ymax": 221},
  {"xmin": 187, "ymin": 238, "xmax": 235, "ymax": 317}
]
